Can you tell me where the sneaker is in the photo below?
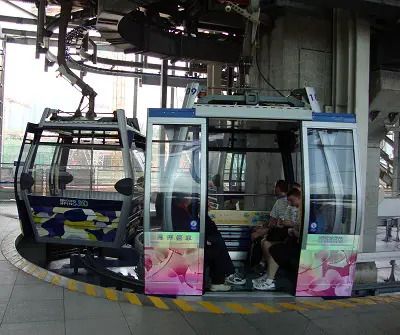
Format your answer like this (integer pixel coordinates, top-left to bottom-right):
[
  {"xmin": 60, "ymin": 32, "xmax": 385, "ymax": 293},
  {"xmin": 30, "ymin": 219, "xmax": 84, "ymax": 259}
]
[
  {"xmin": 252, "ymin": 273, "xmax": 267, "ymax": 285},
  {"xmin": 210, "ymin": 283, "xmax": 232, "ymax": 292},
  {"xmin": 226, "ymin": 273, "xmax": 246, "ymax": 285},
  {"xmin": 253, "ymin": 278, "xmax": 275, "ymax": 291}
]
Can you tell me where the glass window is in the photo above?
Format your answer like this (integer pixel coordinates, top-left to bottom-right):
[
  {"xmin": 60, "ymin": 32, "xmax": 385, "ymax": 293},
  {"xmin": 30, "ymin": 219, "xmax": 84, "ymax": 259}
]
[
  {"xmin": 15, "ymin": 132, "xmax": 34, "ymax": 196},
  {"xmin": 131, "ymin": 149, "xmax": 145, "ymax": 184},
  {"xmin": 307, "ymin": 129, "xmax": 357, "ymax": 235},
  {"xmin": 27, "ymin": 130, "xmax": 126, "ymax": 200},
  {"xmin": 149, "ymin": 124, "xmax": 201, "ymax": 232}
]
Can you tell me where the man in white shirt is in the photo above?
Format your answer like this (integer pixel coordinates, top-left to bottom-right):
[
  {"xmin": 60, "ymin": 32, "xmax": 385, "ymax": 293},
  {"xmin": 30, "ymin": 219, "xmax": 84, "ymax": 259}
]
[
  {"xmin": 253, "ymin": 187, "xmax": 302, "ymax": 291},
  {"xmin": 250, "ymin": 180, "xmax": 288, "ymax": 275},
  {"xmin": 251, "ymin": 180, "xmax": 289, "ymax": 241}
]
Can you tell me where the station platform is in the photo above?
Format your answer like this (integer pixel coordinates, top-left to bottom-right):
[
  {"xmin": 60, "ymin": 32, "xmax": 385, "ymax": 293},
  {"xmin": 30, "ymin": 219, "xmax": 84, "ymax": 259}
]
[{"xmin": 0, "ymin": 203, "xmax": 398, "ymax": 334}]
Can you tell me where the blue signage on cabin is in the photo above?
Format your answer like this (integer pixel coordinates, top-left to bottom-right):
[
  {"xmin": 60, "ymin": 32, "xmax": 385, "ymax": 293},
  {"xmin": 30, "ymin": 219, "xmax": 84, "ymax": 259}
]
[
  {"xmin": 189, "ymin": 220, "xmax": 199, "ymax": 231},
  {"xmin": 309, "ymin": 221, "xmax": 318, "ymax": 234}
]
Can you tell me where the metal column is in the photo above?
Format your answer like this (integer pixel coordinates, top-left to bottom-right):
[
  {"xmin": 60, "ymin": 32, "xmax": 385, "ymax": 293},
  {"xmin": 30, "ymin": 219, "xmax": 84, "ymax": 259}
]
[
  {"xmin": 392, "ymin": 125, "xmax": 399, "ymax": 192},
  {"xmin": 207, "ymin": 64, "xmax": 222, "ymax": 95},
  {"xmin": 35, "ymin": 0, "xmax": 46, "ymax": 59},
  {"xmin": 160, "ymin": 59, "xmax": 168, "ymax": 108},
  {"xmin": 0, "ymin": 40, "xmax": 5, "ymax": 169},
  {"xmin": 170, "ymin": 70, "xmax": 175, "ymax": 108},
  {"xmin": 159, "ymin": 59, "xmax": 168, "ymax": 178},
  {"xmin": 132, "ymin": 54, "xmax": 139, "ymax": 118}
]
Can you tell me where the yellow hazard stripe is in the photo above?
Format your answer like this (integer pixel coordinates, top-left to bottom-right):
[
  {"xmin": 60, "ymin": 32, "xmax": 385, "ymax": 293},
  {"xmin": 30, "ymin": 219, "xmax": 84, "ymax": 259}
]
[
  {"xmin": 105, "ymin": 288, "xmax": 118, "ymax": 301},
  {"xmin": 25, "ymin": 264, "xmax": 38, "ymax": 274},
  {"xmin": 51, "ymin": 275, "xmax": 61, "ymax": 285},
  {"xmin": 389, "ymin": 295, "xmax": 400, "ymax": 300},
  {"xmin": 326, "ymin": 300, "xmax": 355, "ymax": 308},
  {"xmin": 301, "ymin": 302, "xmax": 333, "ymax": 310},
  {"xmin": 348, "ymin": 298, "xmax": 376, "ymax": 305},
  {"xmin": 279, "ymin": 303, "xmax": 308, "ymax": 311},
  {"xmin": 67, "ymin": 279, "xmax": 77, "ymax": 291},
  {"xmin": 125, "ymin": 292, "xmax": 142, "ymax": 306},
  {"xmin": 225, "ymin": 303, "xmax": 253, "ymax": 314},
  {"xmin": 252, "ymin": 303, "xmax": 281, "ymax": 313},
  {"xmin": 173, "ymin": 299, "xmax": 196, "ymax": 312},
  {"xmin": 198, "ymin": 301, "xmax": 224, "ymax": 314},
  {"xmin": 368, "ymin": 296, "xmax": 395, "ymax": 303},
  {"xmin": 36, "ymin": 270, "xmax": 48, "ymax": 280},
  {"xmin": 148, "ymin": 296, "xmax": 169, "ymax": 309},
  {"xmin": 85, "ymin": 284, "xmax": 96, "ymax": 296}
]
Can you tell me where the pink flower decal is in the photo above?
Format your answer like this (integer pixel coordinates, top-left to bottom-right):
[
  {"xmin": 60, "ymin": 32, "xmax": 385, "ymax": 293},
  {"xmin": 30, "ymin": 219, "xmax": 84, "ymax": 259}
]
[
  {"xmin": 144, "ymin": 247, "xmax": 204, "ymax": 295},
  {"xmin": 296, "ymin": 249, "xmax": 358, "ymax": 297}
]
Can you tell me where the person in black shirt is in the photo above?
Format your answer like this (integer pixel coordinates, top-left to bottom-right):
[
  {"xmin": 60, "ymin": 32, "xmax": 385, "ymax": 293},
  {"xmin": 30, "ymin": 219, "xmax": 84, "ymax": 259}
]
[{"xmin": 182, "ymin": 197, "xmax": 246, "ymax": 291}]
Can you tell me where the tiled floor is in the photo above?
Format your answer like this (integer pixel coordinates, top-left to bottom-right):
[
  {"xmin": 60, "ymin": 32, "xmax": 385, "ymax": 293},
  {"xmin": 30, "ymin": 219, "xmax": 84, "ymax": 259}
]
[{"xmin": 0, "ymin": 203, "xmax": 398, "ymax": 334}]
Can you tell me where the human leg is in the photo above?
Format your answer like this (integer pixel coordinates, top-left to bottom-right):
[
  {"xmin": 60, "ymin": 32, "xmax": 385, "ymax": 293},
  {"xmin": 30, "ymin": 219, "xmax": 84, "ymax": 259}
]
[
  {"xmin": 252, "ymin": 240, "xmax": 279, "ymax": 290},
  {"xmin": 209, "ymin": 232, "xmax": 236, "ymax": 276},
  {"xmin": 206, "ymin": 246, "xmax": 231, "ymax": 291},
  {"xmin": 214, "ymin": 234, "xmax": 246, "ymax": 285}
]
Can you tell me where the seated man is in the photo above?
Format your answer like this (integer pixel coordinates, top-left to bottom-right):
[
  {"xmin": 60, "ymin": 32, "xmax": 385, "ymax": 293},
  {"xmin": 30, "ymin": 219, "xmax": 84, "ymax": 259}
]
[
  {"xmin": 251, "ymin": 179, "xmax": 289, "ymax": 241},
  {"xmin": 250, "ymin": 180, "xmax": 288, "ymax": 273},
  {"xmin": 281, "ymin": 183, "xmax": 301, "ymax": 230},
  {"xmin": 252, "ymin": 187, "xmax": 301, "ymax": 291}
]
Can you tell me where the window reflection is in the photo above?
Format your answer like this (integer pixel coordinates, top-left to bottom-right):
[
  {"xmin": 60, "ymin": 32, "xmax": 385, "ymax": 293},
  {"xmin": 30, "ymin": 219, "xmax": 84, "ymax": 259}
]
[
  {"xmin": 308, "ymin": 129, "xmax": 357, "ymax": 235},
  {"xmin": 150, "ymin": 125, "xmax": 201, "ymax": 232}
]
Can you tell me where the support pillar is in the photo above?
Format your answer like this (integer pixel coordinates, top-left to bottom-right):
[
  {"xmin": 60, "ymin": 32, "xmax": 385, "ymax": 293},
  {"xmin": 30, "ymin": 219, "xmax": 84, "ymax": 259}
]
[
  {"xmin": 159, "ymin": 59, "xmax": 168, "ymax": 179},
  {"xmin": 0, "ymin": 40, "xmax": 5, "ymax": 168},
  {"xmin": 160, "ymin": 59, "xmax": 168, "ymax": 108},
  {"xmin": 354, "ymin": 16, "xmax": 370, "ymax": 253},
  {"xmin": 207, "ymin": 64, "xmax": 222, "ymax": 95},
  {"xmin": 132, "ymin": 54, "xmax": 139, "ymax": 118},
  {"xmin": 392, "ymin": 123, "xmax": 400, "ymax": 193}
]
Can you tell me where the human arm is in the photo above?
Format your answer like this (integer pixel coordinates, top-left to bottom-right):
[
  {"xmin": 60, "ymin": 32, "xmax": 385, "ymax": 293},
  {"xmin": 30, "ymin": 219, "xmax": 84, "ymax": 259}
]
[
  {"xmin": 288, "ymin": 228, "xmax": 300, "ymax": 238},
  {"xmin": 279, "ymin": 218, "xmax": 295, "ymax": 228}
]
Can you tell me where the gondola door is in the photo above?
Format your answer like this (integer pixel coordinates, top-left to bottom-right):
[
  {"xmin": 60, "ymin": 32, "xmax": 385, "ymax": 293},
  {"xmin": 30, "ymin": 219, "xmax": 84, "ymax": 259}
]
[
  {"xmin": 14, "ymin": 123, "xmax": 40, "ymax": 238},
  {"xmin": 143, "ymin": 109, "xmax": 207, "ymax": 296},
  {"xmin": 296, "ymin": 119, "xmax": 362, "ymax": 297}
]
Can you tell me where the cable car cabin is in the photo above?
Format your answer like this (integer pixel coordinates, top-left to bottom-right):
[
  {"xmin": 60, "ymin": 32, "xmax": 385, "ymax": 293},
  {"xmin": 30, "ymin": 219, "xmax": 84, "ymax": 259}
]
[
  {"xmin": 143, "ymin": 90, "xmax": 362, "ymax": 297},
  {"xmin": 15, "ymin": 108, "xmax": 146, "ymax": 248}
]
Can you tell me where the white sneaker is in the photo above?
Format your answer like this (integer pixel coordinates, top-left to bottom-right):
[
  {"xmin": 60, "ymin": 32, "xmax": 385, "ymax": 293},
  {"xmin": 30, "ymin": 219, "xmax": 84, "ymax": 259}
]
[
  {"xmin": 210, "ymin": 283, "xmax": 232, "ymax": 292},
  {"xmin": 226, "ymin": 273, "xmax": 246, "ymax": 285},
  {"xmin": 252, "ymin": 273, "xmax": 267, "ymax": 285},
  {"xmin": 253, "ymin": 278, "xmax": 275, "ymax": 291}
]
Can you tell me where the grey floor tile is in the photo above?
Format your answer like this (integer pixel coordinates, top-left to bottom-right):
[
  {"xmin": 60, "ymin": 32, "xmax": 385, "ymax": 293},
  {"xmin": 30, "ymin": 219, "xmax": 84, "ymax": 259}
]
[
  {"xmin": 0, "ymin": 321, "xmax": 65, "ymax": 335},
  {"xmin": 15, "ymin": 271, "xmax": 45, "ymax": 285},
  {"xmin": 366, "ymin": 312, "xmax": 400, "ymax": 335},
  {"xmin": 10, "ymin": 283, "xmax": 63, "ymax": 302},
  {"xmin": 183, "ymin": 313, "xmax": 261, "ymax": 335},
  {"xmin": 0, "ymin": 260, "xmax": 18, "ymax": 272},
  {"xmin": 65, "ymin": 317, "xmax": 131, "ymax": 335},
  {"xmin": 244, "ymin": 311, "xmax": 309, "ymax": 333},
  {"xmin": 64, "ymin": 290, "xmax": 123, "ymax": 320},
  {"xmin": 0, "ymin": 302, "xmax": 8, "ymax": 321},
  {"xmin": 299, "ymin": 307, "xmax": 355, "ymax": 320},
  {"xmin": 2, "ymin": 299, "xmax": 64, "ymax": 323},
  {"xmin": 312, "ymin": 315, "xmax": 386, "ymax": 335},
  {"xmin": 0, "ymin": 284, "xmax": 14, "ymax": 302},
  {"xmin": 304, "ymin": 322, "xmax": 328, "ymax": 335},
  {"xmin": 119, "ymin": 302, "xmax": 145, "ymax": 317},
  {"xmin": 124, "ymin": 307, "xmax": 195, "ymax": 335},
  {"xmin": 0, "ymin": 271, "xmax": 17, "ymax": 285}
]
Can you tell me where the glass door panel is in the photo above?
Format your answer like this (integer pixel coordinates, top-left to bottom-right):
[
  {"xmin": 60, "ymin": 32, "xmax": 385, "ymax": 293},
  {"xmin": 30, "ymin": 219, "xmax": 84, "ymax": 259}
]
[
  {"xmin": 296, "ymin": 122, "xmax": 361, "ymax": 298},
  {"xmin": 144, "ymin": 117, "xmax": 206, "ymax": 296}
]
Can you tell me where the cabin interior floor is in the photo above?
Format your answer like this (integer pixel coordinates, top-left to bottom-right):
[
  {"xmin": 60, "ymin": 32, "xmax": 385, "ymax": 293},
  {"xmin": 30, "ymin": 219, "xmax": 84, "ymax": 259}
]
[{"xmin": 0, "ymin": 202, "xmax": 399, "ymax": 334}]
